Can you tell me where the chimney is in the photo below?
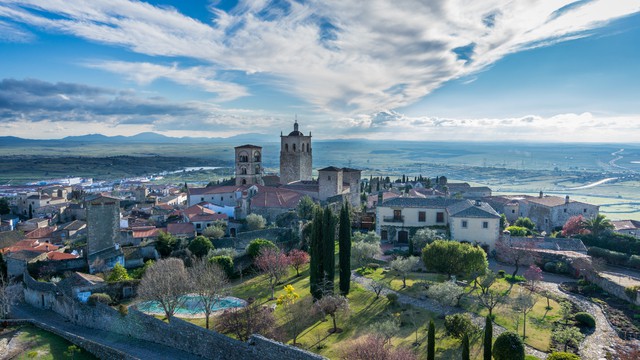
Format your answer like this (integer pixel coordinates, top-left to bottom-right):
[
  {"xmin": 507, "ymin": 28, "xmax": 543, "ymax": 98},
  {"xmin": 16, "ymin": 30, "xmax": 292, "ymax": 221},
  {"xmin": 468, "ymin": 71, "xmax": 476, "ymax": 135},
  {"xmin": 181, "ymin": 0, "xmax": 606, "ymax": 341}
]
[
  {"xmin": 565, "ymin": 195, "xmax": 570, "ymax": 204},
  {"xmin": 475, "ymin": 200, "xmax": 481, "ymax": 206},
  {"xmin": 539, "ymin": 191, "xmax": 543, "ymax": 198},
  {"xmin": 378, "ymin": 191, "xmax": 383, "ymax": 205}
]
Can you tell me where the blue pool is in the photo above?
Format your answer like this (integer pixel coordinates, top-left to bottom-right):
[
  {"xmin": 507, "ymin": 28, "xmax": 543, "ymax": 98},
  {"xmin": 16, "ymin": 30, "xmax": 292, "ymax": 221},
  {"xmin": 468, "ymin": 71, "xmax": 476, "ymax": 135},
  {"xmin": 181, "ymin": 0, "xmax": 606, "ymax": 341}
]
[{"xmin": 137, "ymin": 295, "xmax": 246, "ymax": 315}]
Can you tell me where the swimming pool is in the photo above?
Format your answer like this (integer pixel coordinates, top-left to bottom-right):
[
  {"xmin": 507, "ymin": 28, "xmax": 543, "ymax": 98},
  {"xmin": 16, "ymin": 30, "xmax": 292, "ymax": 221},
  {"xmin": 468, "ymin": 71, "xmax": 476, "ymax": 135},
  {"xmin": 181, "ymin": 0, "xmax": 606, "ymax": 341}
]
[{"xmin": 137, "ymin": 295, "xmax": 246, "ymax": 316}]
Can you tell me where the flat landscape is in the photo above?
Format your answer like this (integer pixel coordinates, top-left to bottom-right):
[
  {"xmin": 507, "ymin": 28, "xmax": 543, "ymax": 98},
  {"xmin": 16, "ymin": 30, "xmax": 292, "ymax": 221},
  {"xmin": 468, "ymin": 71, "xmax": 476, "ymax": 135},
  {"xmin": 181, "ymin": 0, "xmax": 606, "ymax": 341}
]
[{"xmin": 1, "ymin": 138, "xmax": 639, "ymax": 220}]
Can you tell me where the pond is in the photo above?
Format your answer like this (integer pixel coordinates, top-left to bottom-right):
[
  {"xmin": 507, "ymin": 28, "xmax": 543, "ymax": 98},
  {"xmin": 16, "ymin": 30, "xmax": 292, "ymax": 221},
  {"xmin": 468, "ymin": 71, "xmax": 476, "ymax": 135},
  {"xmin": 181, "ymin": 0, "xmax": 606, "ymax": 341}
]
[{"xmin": 137, "ymin": 295, "xmax": 246, "ymax": 316}]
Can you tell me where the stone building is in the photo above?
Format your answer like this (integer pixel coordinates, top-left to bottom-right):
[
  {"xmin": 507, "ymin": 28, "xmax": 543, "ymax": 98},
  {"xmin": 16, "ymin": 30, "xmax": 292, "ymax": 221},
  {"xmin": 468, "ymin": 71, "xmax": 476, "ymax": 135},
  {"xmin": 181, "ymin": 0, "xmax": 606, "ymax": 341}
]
[
  {"xmin": 235, "ymin": 144, "xmax": 264, "ymax": 186},
  {"xmin": 280, "ymin": 121, "xmax": 312, "ymax": 185},
  {"xmin": 86, "ymin": 194, "xmax": 124, "ymax": 273}
]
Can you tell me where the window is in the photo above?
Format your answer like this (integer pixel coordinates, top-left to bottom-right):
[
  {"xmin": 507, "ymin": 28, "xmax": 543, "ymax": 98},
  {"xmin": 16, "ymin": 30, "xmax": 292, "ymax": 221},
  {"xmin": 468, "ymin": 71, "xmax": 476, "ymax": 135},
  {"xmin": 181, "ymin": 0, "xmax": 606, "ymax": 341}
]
[
  {"xmin": 328, "ymin": 176, "xmax": 331, "ymax": 180},
  {"xmin": 564, "ymin": 208, "xmax": 567, "ymax": 213},
  {"xmin": 512, "ymin": 209, "xmax": 515, "ymax": 214},
  {"xmin": 285, "ymin": 144, "xmax": 289, "ymax": 152},
  {"xmin": 293, "ymin": 144, "xmax": 296, "ymax": 151},
  {"xmin": 393, "ymin": 209, "xmax": 402, "ymax": 221},
  {"xmin": 545, "ymin": 218, "xmax": 548, "ymax": 223},
  {"xmin": 241, "ymin": 167, "xmax": 247, "ymax": 175},
  {"xmin": 462, "ymin": 220, "xmax": 468, "ymax": 228},
  {"xmin": 196, "ymin": 223, "xmax": 201, "ymax": 229},
  {"xmin": 583, "ymin": 208, "xmax": 587, "ymax": 213},
  {"xmin": 483, "ymin": 221, "xmax": 488, "ymax": 229},
  {"xmin": 418, "ymin": 211, "xmax": 426, "ymax": 222},
  {"xmin": 220, "ymin": 196, "xmax": 223, "ymax": 201},
  {"xmin": 436, "ymin": 212, "xmax": 444, "ymax": 223},
  {"xmin": 201, "ymin": 197, "xmax": 204, "ymax": 201},
  {"xmin": 381, "ymin": 230, "xmax": 388, "ymax": 240}
]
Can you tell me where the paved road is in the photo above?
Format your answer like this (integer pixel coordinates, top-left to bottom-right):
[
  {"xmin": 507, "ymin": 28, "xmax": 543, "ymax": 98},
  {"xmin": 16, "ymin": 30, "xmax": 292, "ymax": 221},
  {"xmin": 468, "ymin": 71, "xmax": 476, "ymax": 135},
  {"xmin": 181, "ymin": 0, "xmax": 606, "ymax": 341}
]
[{"xmin": 11, "ymin": 304, "xmax": 204, "ymax": 360}]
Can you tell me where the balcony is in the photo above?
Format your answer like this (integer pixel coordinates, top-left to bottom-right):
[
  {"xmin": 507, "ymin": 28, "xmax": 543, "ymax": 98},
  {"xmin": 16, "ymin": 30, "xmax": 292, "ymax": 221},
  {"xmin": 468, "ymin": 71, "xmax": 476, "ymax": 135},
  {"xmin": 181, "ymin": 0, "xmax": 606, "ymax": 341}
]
[{"xmin": 383, "ymin": 215, "xmax": 404, "ymax": 223}]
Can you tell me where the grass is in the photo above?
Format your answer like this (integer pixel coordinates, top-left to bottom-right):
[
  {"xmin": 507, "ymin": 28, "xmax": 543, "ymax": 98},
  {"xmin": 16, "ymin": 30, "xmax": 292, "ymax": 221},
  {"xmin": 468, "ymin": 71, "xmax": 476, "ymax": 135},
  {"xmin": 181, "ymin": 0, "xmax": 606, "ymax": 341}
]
[
  {"xmin": 362, "ymin": 267, "xmax": 447, "ymax": 297},
  {"xmin": 462, "ymin": 279, "xmax": 561, "ymax": 352},
  {"xmin": 2, "ymin": 324, "xmax": 97, "ymax": 360}
]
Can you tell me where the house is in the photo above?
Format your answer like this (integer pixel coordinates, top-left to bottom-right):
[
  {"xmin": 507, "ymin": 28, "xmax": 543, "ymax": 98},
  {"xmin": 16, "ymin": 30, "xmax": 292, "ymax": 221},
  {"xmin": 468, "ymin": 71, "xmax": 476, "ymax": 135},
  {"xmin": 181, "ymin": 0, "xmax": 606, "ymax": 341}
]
[
  {"xmin": 57, "ymin": 272, "xmax": 106, "ymax": 303},
  {"xmin": 485, "ymin": 192, "xmax": 599, "ymax": 233},
  {"xmin": 612, "ymin": 220, "xmax": 640, "ymax": 238},
  {"xmin": 376, "ymin": 197, "xmax": 501, "ymax": 251},
  {"xmin": 5, "ymin": 250, "xmax": 45, "ymax": 278},
  {"xmin": 166, "ymin": 222, "xmax": 196, "ymax": 239},
  {"xmin": 120, "ymin": 226, "xmax": 161, "ymax": 246},
  {"xmin": 183, "ymin": 203, "xmax": 229, "ymax": 233},
  {"xmin": 187, "ymin": 185, "xmax": 256, "ymax": 207},
  {"xmin": 249, "ymin": 185, "xmax": 305, "ymax": 222},
  {"xmin": 25, "ymin": 226, "xmax": 57, "ymax": 244}
]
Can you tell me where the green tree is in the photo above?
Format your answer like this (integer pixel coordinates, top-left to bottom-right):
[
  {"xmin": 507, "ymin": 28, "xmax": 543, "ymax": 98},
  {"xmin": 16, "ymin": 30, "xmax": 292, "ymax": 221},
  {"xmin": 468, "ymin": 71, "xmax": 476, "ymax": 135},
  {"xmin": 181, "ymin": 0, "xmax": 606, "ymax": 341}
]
[
  {"xmin": 0, "ymin": 198, "xmax": 10, "ymax": 215},
  {"xmin": 246, "ymin": 238, "xmax": 277, "ymax": 258},
  {"xmin": 107, "ymin": 262, "xmax": 130, "ymax": 282},
  {"xmin": 310, "ymin": 207, "xmax": 325, "ymax": 299},
  {"xmin": 210, "ymin": 255, "xmax": 234, "ymax": 277},
  {"xmin": 427, "ymin": 320, "xmax": 435, "ymax": 360},
  {"xmin": 203, "ymin": 225, "xmax": 225, "ymax": 239},
  {"xmin": 188, "ymin": 236, "xmax": 214, "ymax": 258},
  {"xmin": 444, "ymin": 313, "xmax": 478, "ymax": 339},
  {"xmin": 156, "ymin": 231, "xmax": 177, "ymax": 257},
  {"xmin": 297, "ymin": 195, "xmax": 316, "ymax": 221},
  {"xmin": 514, "ymin": 217, "xmax": 535, "ymax": 231},
  {"xmin": 552, "ymin": 326, "xmax": 585, "ymax": 352},
  {"xmin": 483, "ymin": 315, "xmax": 492, "ymax": 360},
  {"xmin": 339, "ymin": 203, "xmax": 352, "ymax": 295},
  {"xmin": 505, "ymin": 226, "xmax": 530, "ymax": 237},
  {"xmin": 493, "ymin": 331, "xmax": 525, "ymax": 360},
  {"xmin": 499, "ymin": 214, "xmax": 508, "ymax": 230},
  {"xmin": 246, "ymin": 213, "xmax": 266, "ymax": 231},
  {"xmin": 322, "ymin": 207, "xmax": 336, "ymax": 295},
  {"xmin": 462, "ymin": 333, "xmax": 470, "ymax": 360},
  {"xmin": 421, "ymin": 240, "xmax": 487, "ymax": 278},
  {"xmin": 64, "ymin": 345, "xmax": 81, "ymax": 359},
  {"xmin": 390, "ymin": 256, "xmax": 421, "ymax": 288},
  {"xmin": 410, "ymin": 228, "xmax": 439, "ymax": 255},
  {"xmin": 581, "ymin": 214, "xmax": 614, "ymax": 237}
]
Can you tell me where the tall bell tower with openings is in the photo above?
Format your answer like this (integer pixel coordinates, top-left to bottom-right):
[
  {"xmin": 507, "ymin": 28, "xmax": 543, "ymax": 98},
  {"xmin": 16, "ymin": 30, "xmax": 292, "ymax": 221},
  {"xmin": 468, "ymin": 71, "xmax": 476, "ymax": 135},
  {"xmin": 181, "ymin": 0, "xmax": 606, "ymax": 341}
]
[
  {"xmin": 235, "ymin": 144, "xmax": 263, "ymax": 186},
  {"xmin": 280, "ymin": 120, "xmax": 312, "ymax": 184}
]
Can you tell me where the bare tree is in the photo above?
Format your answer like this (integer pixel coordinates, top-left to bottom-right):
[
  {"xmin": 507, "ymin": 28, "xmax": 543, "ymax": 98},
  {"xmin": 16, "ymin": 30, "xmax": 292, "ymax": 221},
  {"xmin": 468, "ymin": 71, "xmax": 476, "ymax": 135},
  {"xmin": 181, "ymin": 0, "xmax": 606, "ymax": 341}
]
[
  {"xmin": 477, "ymin": 288, "xmax": 507, "ymax": 318},
  {"xmin": 369, "ymin": 279, "xmax": 386, "ymax": 299},
  {"xmin": 137, "ymin": 258, "xmax": 191, "ymax": 321},
  {"xmin": 0, "ymin": 276, "xmax": 21, "ymax": 318},
  {"xmin": 512, "ymin": 289, "xmax": 536, "ymax": 339},
  {"xmin": 255, "ymin": 247, "xmax": 290, "ymax": 300},
  {"xmin": 216, "ymin": 301, "xmax": 278, "ymax": 341},
  {"xmin": 476, "ymin": 270, "xmax": 497, "ymax": 295},
  {"xmin": 188, "ymin": 258, "xmax": 228, "ymax": 329},
  {"xmin": 315, "ymin": 294, "xmax": 350, "ymax": 333},
  {"xmin": 495, "ymin": 239, "xmax": 537, "ymax": 279},
  {"xmin": 340, "ymin": 335, "xmax": 417, "ymax": 360}
]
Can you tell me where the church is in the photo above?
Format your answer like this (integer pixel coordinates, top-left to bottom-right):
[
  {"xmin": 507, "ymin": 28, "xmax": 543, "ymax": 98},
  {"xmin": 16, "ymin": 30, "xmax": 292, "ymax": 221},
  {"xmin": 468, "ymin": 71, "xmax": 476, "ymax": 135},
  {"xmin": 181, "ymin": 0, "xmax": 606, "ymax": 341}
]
[{"xmin": 187, "ymin": 121, "xmax": 361, "ymax": 222}]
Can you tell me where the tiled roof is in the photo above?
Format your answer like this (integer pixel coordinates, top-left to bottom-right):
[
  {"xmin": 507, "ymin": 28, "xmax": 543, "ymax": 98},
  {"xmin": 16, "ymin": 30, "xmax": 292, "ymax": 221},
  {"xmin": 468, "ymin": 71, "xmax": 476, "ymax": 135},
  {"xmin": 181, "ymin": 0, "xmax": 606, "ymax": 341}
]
[
  {"xmin": 6, "ymin": 249, "xmax": 42, "ymax": 261},
  {"xmin": 62, "ymin": 220, "xmax": 86, "ymax": 231},
  {"xmin": 3, "ymin": 239, "xmax": 59, "ymax": 254},
  {"xmin": 131, "ymin": 227, "xmax": 161, "ymax": 238},
  {"xmin": 166, "ymin": 222, "xmax": 195, "ymax": 235},
  {"xmin": 47, "ymin": 252, "xmax": 80, "ymax": 261},
  {"xmin": 184, "ymin": 204, "xmax": 216, "ymax": 217},
  {"xmin": 188, "ymin": 185, "xmax": 249, "ymax": 196},
  {"xmin": 368, "ymin": 191, "xmax": 401, "ymax": 202},
  {"xmin": 25, "ymin": 226, "xmax": 57, "ymax": 239},
  {"xmin": 381, "ymin": 197, "xmax": 459, "ymax": 208},
  {"xmin": 342, "ymin": 167, "xmax": 361, "ymax": 172},
  {"xmin": 612, "ymin": 220, "xmax": 640, "ymax": 231},
  {"xmin": 318, "ymin": 166, "xmax": 342, "ymax": 172},
  {"xmin": 234, "ymin": 144, "xmax": 261, "ymax": 149},
  {"xmin": 189, "ymin": 213, "xmax": 228, "ymax": 222},
  {"xmin": 282, "ymin": 182, "xmax": 319, "ymax": 192},
  {"xmin": 448, "ymin": 201, "xmax": 500, "ymax": 218},
  {"xmin": 251, "ymin": 186, "xmax": 304, "ymax": 209}
]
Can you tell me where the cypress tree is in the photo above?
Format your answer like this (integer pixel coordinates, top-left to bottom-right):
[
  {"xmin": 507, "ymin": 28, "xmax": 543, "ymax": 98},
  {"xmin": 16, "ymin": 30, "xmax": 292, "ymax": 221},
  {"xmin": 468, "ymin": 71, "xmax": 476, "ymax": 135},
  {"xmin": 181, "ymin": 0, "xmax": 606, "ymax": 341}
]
[
  {"xmin": 427, "ymin": 320, "xmax": 435, "ymax": 360},
  {"xmin": 484, "ymin": 315, "xmax": 492, "ymax": 360},
  {"xmin": 339, "ymin": 203, "xmax": 352, "ymax": 295},
  {"xmin": 462, "ymin": 333, "xmax": 470, "ymax": 360},
  {"xmin": 310, "ymin": 207, "xmax": 325, "ymax": 300},
  {"xmin": 322, "ymin": 207, "xmax": 335, "ymax": 295}
]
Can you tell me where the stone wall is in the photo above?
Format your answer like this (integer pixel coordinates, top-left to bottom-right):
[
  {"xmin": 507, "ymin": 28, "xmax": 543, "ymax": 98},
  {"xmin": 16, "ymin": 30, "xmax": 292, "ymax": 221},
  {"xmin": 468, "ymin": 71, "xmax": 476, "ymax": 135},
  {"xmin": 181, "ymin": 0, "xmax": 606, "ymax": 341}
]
[{"xmin": 2, "ymin": 319, "xmax": 135, "ymax": 360}]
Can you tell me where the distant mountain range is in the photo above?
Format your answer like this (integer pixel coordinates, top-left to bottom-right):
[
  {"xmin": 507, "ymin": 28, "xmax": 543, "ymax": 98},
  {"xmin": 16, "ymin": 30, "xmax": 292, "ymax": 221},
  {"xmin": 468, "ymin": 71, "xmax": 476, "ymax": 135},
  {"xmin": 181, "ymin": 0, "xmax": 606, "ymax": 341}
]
[{"xmin": 0, "ymin": 132, "xmax": 277, "ymax": 144}]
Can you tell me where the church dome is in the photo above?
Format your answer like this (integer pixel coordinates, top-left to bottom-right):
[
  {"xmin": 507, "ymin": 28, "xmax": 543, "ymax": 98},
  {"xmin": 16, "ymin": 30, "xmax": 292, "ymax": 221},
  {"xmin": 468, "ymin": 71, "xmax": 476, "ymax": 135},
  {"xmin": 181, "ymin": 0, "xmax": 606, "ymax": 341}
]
[{"xmin": 287, "ymin": 120, "xmax": 304, "ymax": 136}]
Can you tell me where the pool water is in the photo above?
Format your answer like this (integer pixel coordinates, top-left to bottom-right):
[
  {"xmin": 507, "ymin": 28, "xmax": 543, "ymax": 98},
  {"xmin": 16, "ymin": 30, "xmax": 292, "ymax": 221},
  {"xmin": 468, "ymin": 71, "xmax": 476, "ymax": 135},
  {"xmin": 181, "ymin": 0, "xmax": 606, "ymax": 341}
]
[{"xmin": 137, "ymin": 295, "xmax": 246, "ymax": 315}]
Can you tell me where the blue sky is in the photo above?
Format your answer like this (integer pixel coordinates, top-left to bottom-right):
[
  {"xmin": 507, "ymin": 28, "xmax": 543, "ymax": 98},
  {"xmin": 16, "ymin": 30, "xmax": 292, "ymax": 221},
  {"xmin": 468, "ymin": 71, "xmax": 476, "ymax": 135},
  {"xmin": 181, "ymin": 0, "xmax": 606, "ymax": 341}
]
[{"xmin": 0, "ymin": 0, "xmax": 639, "ymax": 142}]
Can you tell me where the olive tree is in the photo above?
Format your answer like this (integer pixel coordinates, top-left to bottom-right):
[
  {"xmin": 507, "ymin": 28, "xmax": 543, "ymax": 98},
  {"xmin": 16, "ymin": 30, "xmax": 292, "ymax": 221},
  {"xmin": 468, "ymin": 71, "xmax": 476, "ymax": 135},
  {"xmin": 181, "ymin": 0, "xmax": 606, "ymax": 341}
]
[
  {"xmin": 389, "ymin": 256, "xmax": 421, "ymax": 288},
  {"xmin": 351, "ymin": 241, "xmax": 381, "ymax": 267},
  {"xmin": 315, "ymin": 294, "xmax": 350, "ymax": 333},
  {"xmin": 246, "ymin": 213, "xmax": 266, "ymax": 231}
]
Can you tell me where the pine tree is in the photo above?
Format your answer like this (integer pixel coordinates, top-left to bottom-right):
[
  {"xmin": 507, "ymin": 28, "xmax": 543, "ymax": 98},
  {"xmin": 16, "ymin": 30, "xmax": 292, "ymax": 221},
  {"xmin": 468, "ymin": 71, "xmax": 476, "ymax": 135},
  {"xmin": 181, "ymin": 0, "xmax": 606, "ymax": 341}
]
[
  {"xmin": 322, "ymin": 207, "xmax": 335, "ymax": 295},
  {"xmin": 428, "ymin": 320, "xmax": 435, "ymax": 360},
  {"xmin": 339, "ymin": 203, "xmax": 352, "ymax": 295},
  {"xmin": 310, "ymin": 207, "xmax": 325, "ymax": 300},
  {"xmin": 484, "ymin": 315, "xmax": 492, "ymax": 360},
  {"xmin": 462, "ymin": 333, "xmax": 470, "ymax": 360}
]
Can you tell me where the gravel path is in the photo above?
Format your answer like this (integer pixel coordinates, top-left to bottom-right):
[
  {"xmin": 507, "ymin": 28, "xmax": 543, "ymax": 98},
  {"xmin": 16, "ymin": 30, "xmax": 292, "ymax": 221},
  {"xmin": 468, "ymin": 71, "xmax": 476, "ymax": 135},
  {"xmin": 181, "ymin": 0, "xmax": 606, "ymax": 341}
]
[
  {"xmin": 351, "ymin": 271, "xmax": 548, "ymax": 359},
  {"xmin": 538, "ymin": 282, "xmax": 618, "ymax": 360}
]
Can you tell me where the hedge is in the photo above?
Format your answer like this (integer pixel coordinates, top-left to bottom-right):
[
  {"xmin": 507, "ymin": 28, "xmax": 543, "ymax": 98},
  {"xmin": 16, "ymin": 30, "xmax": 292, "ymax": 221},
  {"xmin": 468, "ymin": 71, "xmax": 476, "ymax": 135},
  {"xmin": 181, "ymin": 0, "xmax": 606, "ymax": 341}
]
[
  {"xmin": 87, "ymin": 293, "xmax": 112, "ymax": 306},
  {"xmin": 493, "ymin": 331, "xmax": 525, "ymax": 360},
  {"xmin": 574, "ymin": 312, "xmax": 596, "ymax": 328},
  {"xmin": 547, "ymin": 352, "xmax": 580, "ymax": 360}
]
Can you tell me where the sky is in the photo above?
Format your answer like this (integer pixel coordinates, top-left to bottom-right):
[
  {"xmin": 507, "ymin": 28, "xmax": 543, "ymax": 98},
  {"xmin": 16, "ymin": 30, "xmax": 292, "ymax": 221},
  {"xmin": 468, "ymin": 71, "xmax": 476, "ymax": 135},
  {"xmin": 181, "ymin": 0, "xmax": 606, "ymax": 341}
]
[{"xmin": 0, "ymin": 0, "xmax": 639, "ymax": 142}]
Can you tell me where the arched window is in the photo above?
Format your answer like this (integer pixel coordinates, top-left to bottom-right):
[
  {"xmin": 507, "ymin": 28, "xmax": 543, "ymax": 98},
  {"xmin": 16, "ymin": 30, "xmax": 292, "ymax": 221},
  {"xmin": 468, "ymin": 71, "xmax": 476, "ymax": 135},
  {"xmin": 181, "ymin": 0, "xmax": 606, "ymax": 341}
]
[
  {"xmin": 306, "ymin": 143, "xmax": 309, "ymax": 152},
  {"xmin": 238, "ymin": 152, "xmax": 248, "ymax": 162},
  {"xmin": 242, "ymin": 179, "xmax": 247, "ymax": 184},
  {"xmin": 241, "ymin": 167, "xmax": 247, "ymax": 175},
  {"xmin": 285, "ymin": 144, "xmax": 289, "ymax": 152},
  {"xmin": 293, "ymin": 143, "xmax": 296, "ymax": 151},
  {"xmin": 255, "ymin": 165, "xmax": 260, "ymax": 174},
  {"xmin": 254, "ymin": 151, "xmax": 261, "ymax": 162}
]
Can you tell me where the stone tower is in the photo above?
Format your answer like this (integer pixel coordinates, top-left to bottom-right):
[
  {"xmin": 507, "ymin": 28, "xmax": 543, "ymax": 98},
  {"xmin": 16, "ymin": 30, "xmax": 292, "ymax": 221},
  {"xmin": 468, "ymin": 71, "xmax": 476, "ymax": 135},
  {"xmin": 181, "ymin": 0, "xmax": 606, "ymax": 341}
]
[
  {"xmin": 86, "ymin": 194, "xmax": 120, "ymax": 256},
  {"xmin": 280, "ymin": 120, "xmax": 312, "ymax": 184},
  {"xmin": 235, "ymin": 144, "xmax": 263, "ymax": 186}
]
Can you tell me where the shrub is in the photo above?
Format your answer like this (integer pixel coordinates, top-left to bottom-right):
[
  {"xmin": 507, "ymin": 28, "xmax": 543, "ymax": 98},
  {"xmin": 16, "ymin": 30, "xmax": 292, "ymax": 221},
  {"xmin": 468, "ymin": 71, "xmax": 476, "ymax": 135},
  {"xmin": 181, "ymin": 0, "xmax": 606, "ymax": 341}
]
[
  {"xmin": 87, "ymin": 293, "xmax": 111, "ymax": 306},
  {"xmin": 627, "ymin": 255, "xmax": 640, "ymax": 270},
  {"xmin": 574, "ymin": 312, "xmax": 596, "ymax": 328},
  {"xmin": 587, "ymin": 246, "xmax": 629, "ymax": 265},
  {"xmin": 505, "ymin": 226, "xmax": 530, "ymax": 237},
  {"xmin": 246, "ymin": 238, "xmax": 277, "ymax": 258},
  {"xmin": 386, "ymin": 293, "xmax": 398, "ymax": 305},
  {"xmin": 444, "ymin": 313, "xmax": 477, "ymax": 339},
  {"xmin": 493, "ymin": 331, "xmax": 525, "ymax": 360},
  {"xmin": 525, "ymin": 356, "xmax": 542, "ymax": 360},
  {"xmin": 210, "ymin": 255, "xmax": 234, "ymax": 277},
  {"xmin": 497, "ymin": 270, "xmax": 505, "ymax": 278},
  {"xmin": 118, "ymin": 304, "xmax": 128, "ymax": 316},
  {"xmin": 366, "ymin": 263, "xmax": 380, "ymax": 270},
  {"xmin": 505, "ymin": 275, "xmax": 526, "ymax": 283},
  {"xmin": 544, "ymin": 262, "xmax": 557, "ymax": 273},
  {"xmin": 624, "ymin": 286, "xmax": 640, "ymax": 301},
  {"xmin": 547, "ymin": 352, "xmax": 581, "ymax": 360}
]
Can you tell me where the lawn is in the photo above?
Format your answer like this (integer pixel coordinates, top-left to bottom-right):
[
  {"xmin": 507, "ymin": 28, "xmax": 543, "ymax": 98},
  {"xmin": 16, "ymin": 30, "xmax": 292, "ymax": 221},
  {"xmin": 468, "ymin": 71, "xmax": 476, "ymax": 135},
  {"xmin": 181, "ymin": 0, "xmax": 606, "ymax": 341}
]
[
  {"xmin": 0, "ymin": 324, "xmax": 96, "ymax": 360},
  {"xmin": 361, "ymin": 267, "xmax": 447, "ymax": 297},
  {"xmin": 461, "ymin": 279, "xmax": 562, "ymax": 352}
]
